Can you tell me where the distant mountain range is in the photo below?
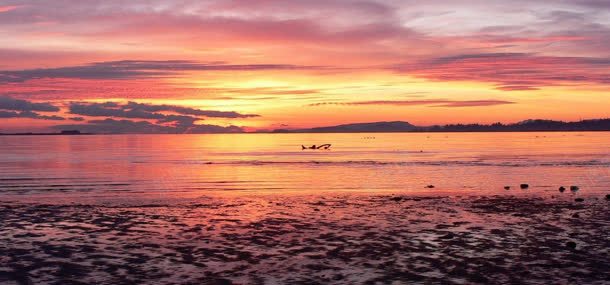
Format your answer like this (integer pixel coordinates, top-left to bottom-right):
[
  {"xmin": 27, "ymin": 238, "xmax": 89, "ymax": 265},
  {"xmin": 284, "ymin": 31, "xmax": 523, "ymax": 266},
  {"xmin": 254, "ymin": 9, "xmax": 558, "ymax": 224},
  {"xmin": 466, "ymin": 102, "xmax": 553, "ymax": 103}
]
[
  {"xmin": 272, "ymin": 119, "xmax": 610, "ymax": 133},
  {"xmin": 273, "ymin": 121, "xmax": 417, "ymax": 133}
]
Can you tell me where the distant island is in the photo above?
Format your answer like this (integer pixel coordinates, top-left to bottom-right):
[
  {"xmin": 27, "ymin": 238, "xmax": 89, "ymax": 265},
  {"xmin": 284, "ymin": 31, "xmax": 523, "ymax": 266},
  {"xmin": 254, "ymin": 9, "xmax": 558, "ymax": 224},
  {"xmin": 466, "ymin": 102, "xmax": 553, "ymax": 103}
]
[
  {"xmin": 272, "ymin": 119, "xmax": 610, "ymax": 133},
  {"xmin": 274, "ymin": 121, "xmax": 417, "ymax": 133}
]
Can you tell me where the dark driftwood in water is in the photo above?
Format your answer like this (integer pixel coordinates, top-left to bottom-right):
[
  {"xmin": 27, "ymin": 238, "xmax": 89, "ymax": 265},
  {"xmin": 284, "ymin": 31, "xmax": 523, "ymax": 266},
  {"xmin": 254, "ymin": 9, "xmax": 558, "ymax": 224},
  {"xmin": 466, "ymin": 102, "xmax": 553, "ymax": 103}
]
[{"xmin": 301, "ymin": 144, "xmax": 331, "ymax": 150}]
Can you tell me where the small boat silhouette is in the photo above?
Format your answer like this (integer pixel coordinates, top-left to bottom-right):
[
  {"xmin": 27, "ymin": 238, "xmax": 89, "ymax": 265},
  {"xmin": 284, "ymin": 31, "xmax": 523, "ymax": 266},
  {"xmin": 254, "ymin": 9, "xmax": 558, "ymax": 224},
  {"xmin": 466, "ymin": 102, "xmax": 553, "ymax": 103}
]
[{"xmin": 301, "ymin": 144, "xmax": 331, "ymax": 150}]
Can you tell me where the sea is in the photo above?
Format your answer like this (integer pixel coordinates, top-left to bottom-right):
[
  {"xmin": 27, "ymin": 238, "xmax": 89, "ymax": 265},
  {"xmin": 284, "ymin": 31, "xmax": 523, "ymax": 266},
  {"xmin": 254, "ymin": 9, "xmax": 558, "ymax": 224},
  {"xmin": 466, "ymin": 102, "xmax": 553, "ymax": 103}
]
[{"xmin": 1, "ymin": 132, "xmax": 609, "ymax": 203}]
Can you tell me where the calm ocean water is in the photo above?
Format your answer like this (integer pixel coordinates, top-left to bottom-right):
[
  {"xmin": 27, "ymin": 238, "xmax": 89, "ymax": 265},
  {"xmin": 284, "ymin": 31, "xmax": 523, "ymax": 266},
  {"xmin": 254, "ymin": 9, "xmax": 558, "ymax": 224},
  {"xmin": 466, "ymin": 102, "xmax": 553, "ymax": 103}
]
[{"xmin": 1, "ymin": 132, "xmax": 609, "ymax": 202}]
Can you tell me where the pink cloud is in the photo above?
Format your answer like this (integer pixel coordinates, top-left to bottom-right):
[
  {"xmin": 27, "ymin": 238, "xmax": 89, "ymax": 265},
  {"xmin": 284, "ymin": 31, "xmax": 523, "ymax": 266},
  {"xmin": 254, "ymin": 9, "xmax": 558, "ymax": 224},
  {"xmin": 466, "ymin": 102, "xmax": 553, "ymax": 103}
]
[
  {"xmin": 0, "ymin": 5, "xmax": 19, "ymax": 13},
  {"xmin": 395, "ymin": 53, "xmax": 610, "ymax": 90}
]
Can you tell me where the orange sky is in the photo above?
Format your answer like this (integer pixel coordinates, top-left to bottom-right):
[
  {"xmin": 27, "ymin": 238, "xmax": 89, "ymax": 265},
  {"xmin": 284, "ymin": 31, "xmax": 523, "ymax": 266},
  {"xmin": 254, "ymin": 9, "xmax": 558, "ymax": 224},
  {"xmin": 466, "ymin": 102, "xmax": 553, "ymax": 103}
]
[{"xmin": 1, "ymin": 1, "xmax": 609, "ymax": 133}]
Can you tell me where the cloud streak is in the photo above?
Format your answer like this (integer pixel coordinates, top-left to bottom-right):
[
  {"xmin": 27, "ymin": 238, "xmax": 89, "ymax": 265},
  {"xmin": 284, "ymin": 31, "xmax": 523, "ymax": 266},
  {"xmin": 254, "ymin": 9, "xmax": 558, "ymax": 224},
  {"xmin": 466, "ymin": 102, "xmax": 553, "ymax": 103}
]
[
  {"xmin": 68, "ymin": 101, "xmax": 259, "ymax": 126},
  {"xmin": 0, "ymin": 5, "xmax": 19, "ymax": 13},
  {"xmin": 53, "ymin": 118, "xmax": 244, "ymax": 134},
  {"xmin": 0, "ymin": 110, "xmax": 65, "ymax": 121},
  {"xmin": 0, "ymin": 60, "xmax": 320, "ymax": 83},
  {"xmin": 395, "ymin": 53, "xmax": 610, "ymax": 90},
  {"xmin": 121, "ymin": 101, "xmax": 259, "ymax": 118},
  {"xmin": 0, "ymin": 95, "xmax": 59, "ymax": 112},
  {"xmin": 0, "ymin": 96, "xmax": 256, "ymax": 132},
  {"xmin": 307, "ymin": 99, "xmax": 515, "ymax": 107}
]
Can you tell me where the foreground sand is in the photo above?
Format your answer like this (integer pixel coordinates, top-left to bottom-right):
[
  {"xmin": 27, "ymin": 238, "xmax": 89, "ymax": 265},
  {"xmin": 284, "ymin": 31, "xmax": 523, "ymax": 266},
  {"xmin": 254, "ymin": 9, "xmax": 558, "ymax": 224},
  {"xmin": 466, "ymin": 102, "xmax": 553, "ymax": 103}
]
[{"xmin": 0, "ymin": 194, "xmax": 608, "ymax": 284}]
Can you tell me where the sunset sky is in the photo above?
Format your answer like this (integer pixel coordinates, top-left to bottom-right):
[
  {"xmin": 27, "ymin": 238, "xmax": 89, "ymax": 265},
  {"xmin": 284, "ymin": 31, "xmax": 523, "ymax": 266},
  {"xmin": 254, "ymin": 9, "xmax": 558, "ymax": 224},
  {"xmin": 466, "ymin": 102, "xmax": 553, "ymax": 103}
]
[{"xmin": 1, "ymin": 0, "xmax": 609, "ymax": 133}]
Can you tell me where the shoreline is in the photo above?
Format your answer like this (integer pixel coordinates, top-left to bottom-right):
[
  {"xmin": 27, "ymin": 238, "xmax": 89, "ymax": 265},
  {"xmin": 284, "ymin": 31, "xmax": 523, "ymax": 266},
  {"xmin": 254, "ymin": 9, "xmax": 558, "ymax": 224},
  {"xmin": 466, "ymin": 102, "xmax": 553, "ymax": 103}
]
[{"xmin": 1, "ymin": 193, "xmax": 608, "ymax": 284}]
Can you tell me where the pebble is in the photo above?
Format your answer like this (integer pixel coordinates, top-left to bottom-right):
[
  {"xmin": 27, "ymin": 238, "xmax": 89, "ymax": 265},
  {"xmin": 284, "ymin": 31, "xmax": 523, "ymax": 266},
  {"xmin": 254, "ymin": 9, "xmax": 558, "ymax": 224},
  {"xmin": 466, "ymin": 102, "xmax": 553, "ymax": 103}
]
[
  {"xmin": 559, "ymin": 186, "xmax": 566, "ymax": 192},
  {"xmin": 440, "ymin": 232, "xmax": 455, "ymax": 239},
  {"xmin": 520, "ymin": 184, "xmax": 529, "ymax": 189},
  {"xmin": 574, "ymin": 198, "xmax": 584, "ymax": 202},
  {"xmin": 332, "ymin": 274, "xmax": 344, "ymax": 281},
  {"xmin": 504, "ymin": 186, "xmax": 510, "ymax": 190},
  {"xmin": 565, "ymin": 241, "xmax": 577, "ymax": 250}
]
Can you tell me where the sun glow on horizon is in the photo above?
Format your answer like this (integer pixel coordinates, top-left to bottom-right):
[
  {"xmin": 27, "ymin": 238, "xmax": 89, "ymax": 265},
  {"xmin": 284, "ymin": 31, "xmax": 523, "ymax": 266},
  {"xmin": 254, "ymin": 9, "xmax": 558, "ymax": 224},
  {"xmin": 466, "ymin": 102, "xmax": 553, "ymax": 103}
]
[{"xmin": 0, "ymin": 1, "xmax": 609, "ymax": 133}]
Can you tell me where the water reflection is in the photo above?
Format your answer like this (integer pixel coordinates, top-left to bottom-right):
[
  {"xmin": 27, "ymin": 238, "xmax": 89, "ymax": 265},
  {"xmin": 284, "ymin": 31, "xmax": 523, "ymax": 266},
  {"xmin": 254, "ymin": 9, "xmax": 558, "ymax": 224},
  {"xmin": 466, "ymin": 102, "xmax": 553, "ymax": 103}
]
[{"xmin": 0, "ymin": 132, "xmax": 608, "ymax": 202}]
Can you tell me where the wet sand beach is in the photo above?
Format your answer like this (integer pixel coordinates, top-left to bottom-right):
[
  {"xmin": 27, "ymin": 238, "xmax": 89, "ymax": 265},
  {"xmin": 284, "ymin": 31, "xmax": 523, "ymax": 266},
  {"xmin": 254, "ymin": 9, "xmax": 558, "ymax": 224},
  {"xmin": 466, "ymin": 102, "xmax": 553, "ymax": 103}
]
[{"xmin": 1, "ymin": 193, "xmax": 608, "ymax": 285}]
